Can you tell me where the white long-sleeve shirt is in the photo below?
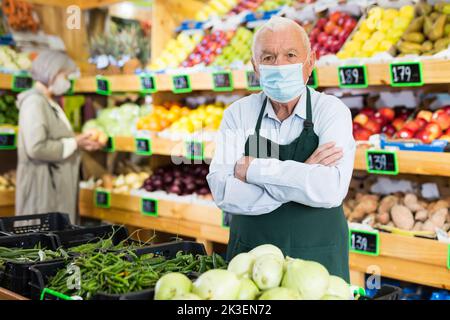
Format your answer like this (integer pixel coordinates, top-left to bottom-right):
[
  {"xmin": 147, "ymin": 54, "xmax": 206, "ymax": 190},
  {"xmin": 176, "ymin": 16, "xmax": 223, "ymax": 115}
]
[{"xmin": 206, "ymin": 88, "xmax": 356, "ymax": 215}]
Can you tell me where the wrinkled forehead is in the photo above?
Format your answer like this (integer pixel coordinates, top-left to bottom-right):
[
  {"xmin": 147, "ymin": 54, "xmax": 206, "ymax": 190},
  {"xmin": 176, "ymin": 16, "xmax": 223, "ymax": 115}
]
[{"xmin": 253, "ymin": 26, "xmax": 309, "ymax": 58}]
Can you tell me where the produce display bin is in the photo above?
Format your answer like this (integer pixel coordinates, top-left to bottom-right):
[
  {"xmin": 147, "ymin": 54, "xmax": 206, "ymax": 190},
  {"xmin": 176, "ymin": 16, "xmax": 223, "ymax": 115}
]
[
  {"xmin": 0, "ymin": 213, "xmax": 80, "ymax": 235},
  {"xmin": 361, "ymin": 285, "xmax": 403, "ymax": 300},
  {"xmin": 51, "ymin": 225, "xmax": 128, "ymax": 249},
  {"xmin": 30, "ymin": 241, "xmax": 206, "ymax": 300},
  {"xmin": 0, "ymin": 234, "xmax": 61, "ymax": 297}
]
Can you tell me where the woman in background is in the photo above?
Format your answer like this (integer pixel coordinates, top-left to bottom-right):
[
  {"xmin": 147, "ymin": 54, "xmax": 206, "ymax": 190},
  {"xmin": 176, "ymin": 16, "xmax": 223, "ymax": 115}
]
[{"xmin": 16, "ymin": 50, "xmax": 103, "ymax": 223}]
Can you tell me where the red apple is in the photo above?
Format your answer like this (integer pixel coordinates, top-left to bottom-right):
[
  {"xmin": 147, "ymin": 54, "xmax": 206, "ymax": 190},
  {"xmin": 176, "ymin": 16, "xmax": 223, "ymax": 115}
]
[
  {"xmin": 316, "ymin": 18, "xmax": 327, "ymax": 30},
  {"xmin": 424, "ymin": 122, "xmax": 442, "ymax": 137},
  {"xmin": 373, "ymin": 112, "xmax": 388, "ymax": 126},
  {"xmin": 414, "ymin": 129, "xmax": 435, "ymax": 144},
  {"xmin": 396, "ymin": 128, "xmax": 414, "ymax": 139},
  {"xmin": 431, "ymin": 109, "xmax": 450, "ymax": 130},
  {"xmin": 446, "ymin": 128, "xmax": 450, "ymax": 135},
  {"xmin": 331, "ymin": 26, "xmax": 343, "ymax": 38},
  {"xmin": 317, "ymin": 32, "xmax": 328, "ymax": 45},
  {"xmin": 353, "ymin": 122, "xmax": 363, "ymax": 132},
  {"xmin": 381, "ymin": 124, "xmax": 396, "ymax": 137},
  {"xmin": 309, "ymin": 28, "xmax": 320, "ymax": 41},
  {"xmin": 403, "ymin": 120, "xmax": 421, "ymax": 133},
  {"xmin": 392, "ymin": 118, "xmax": 405, "ymax": 131},
  {"xmin": 443, "ymin": 105, "xmax": 450, "ymax": 116},
  {"xmin": 378, "ymin": 107, "xmax": 395, "ymax": 121},
  {"xmin": 343, "ymin": 18, "xmax": 357, "ymax": 31},
  {"xmin": 365, "ymin": 119, "xmax": 382, "ymax": 134},
  {"xmin": 353, "ymin": 128, "xmax": 372, "ymax": 141},
  {"xmin": 329, "ymin": 11, "xmax": 342, "ymax": 24},
  {"xmin": 416, "ymin": 110, "xmax": 433, "ymax": 122},
  {"xmin": 415, "ymin": 117, "xmax": 428, "ymax": 129},
  {"xmin": 324, "ymin": 21, "xmax": 337, "ymax": 35},
  {"xmin": 353, "ymin": 113, "xmax": 369, "ymax": 126}
]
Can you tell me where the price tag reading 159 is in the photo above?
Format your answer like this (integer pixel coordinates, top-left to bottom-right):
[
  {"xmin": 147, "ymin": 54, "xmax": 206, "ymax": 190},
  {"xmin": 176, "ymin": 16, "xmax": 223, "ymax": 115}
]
[
  {"xmin": 365, "ymin": 150, "xmax": 399, "ymax": 175},
  {"xmin": 349, "ymin": 229, "xmax": 379, "ymax": 256}
]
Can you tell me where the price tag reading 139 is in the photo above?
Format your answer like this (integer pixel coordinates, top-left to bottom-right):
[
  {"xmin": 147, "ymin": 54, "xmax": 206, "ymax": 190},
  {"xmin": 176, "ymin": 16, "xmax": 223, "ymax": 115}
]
[
  {"xmin": 365, "ymin": 150, "xmax": 399, "ymax": 175},
  {"xmin": 349, "ymin": 229, "xmax": 379, "ymax": 256},
  {"xmin": 338, "ymin": 65, "xmax": 368, "ymax": 88},
  {"xmin": 390, "ymin": 62, "xmax": 423, "ymax": 87}
]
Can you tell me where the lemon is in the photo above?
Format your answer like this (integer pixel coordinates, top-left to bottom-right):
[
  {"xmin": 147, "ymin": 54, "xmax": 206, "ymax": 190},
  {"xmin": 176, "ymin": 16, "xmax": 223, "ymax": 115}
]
[
  {"xmin": 392, "ymin": 16, "xmax": 409, "ymax": 30},
  {"xmin": 376, "ymin": 19, "xmax": 392, "ymax": 33},
  {"xmin": 362, "ymin": 39, "xmax": 378, "ymax": 53},
  {"xmin": 371, "ymin": 31, "xmax": 386, "ymax": 43},
  {"xmin": 383, "ymin": 8, "xmax": 399, "ymax": 21},
  {"xmin": 368, "ymin": 7, "xmax": 384, "ymax": 20},
  {"xmin": 379, "ymin": 40, "xmax": 394, "ymax": 51},
  {"xmin": 399, "ymin": 5, "xmax": 414, "ymax": 19}
]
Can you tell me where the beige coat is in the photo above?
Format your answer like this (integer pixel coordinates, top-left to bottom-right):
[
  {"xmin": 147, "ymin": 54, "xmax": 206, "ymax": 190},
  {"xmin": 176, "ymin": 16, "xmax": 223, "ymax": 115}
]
[{"xmin": 16, "ymin": 88, "xmax": 80, "ymax": 223}]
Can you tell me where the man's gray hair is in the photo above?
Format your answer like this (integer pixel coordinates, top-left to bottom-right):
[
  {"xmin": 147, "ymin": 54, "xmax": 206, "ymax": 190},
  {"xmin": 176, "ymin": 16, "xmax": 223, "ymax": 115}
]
[
  {"xmin": 252, "ymin": 16, "xmax": 311, "ymax": 60},
  {"xmin": 31, "ymin": 50, "xmax": 77, "ymax": 86}
]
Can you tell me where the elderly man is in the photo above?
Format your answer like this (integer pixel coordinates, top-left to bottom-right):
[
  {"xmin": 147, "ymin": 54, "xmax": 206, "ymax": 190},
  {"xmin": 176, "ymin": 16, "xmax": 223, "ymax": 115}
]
[{"xmin": 207, "ymin": 17, "xmax": 355, "ymax": 281}]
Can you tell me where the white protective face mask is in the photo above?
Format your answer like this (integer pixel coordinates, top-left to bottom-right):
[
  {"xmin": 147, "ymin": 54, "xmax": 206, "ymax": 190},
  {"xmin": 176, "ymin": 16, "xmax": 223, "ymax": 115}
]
[{"xmin": 50, "ymin": 75, "xmax": 71, "ymax": 96}]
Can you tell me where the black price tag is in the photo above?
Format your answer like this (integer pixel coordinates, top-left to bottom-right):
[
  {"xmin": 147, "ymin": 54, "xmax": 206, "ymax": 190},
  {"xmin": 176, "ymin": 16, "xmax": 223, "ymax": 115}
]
[
  {"xmin": 246, "ymin": 71, "xmax": 261, "ymax": 91},
  {"xmin": 141, "ymin": 198, "xmax": 158, "ymax": 216},
  {"xmin": 95, "ymin": 189, "xmax": 111, "ymax": 209},
  {"xmin": 12, "ymin": 74, "xmax": 33, "ymax": 92},
  {"xmin": 140, "ymin": 74, "xmax": 157, "ymax": 94},
  {"xmin": 212, "ymin": 72, "xmax": 233, "ymax": 92},
  {"xmin": 172, "ymin": 75, "xmax": 192, "ymax": 94},
  {"xmin": 185, "ymin": 141, "xmax": 204, "ymax": 160},
  {"xmin": 349, "ymin": 229, "xmax": 379, "ymax": 256},
  {"xmin": 103, "ymin": 136, "xmax": 115, "ymax": 153},
  {"xmin": 338, "ymin": 65, "xmax": 368, "ymax": 88},
  {"xmin": 365, "ymin": 150, "xmax": 399, "ymax": 175},
  {"xmin": 390, "ymin": 62, "xmax": 423, "ymax": 87},
  {"xmin": 96, "ymin": 76, "xmax": 111, "ymax": 95},
  {"xmin": 307, "ymin": 68, "xmax": 318, "ymax": 89},
  {"xmin": 222, "ymin": 211, "xmax": 232, "ymax": 229},
  {"xmin": 135, "ymin": 137, "xmax": 152, "ymax": 156},
  {"xmin": 0, "ymin": 133, "xmax": 16, "ymax": 150}
]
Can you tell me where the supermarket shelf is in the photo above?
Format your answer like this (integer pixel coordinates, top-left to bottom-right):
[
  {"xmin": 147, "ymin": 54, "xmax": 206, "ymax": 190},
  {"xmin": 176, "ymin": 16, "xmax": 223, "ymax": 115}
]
[
  {"xmin": 79, "ymin": 189, "xmax": 229, "ymax": 247},
  {"xmin": 72, "ymin": 59, "xmax": 450, "ymax": 92},
  {"xmin": 79, "ymin": 190, "xmax": 450, "ymax": 289},
  {"xmin": 0, "ymin": 287, "xmax": 28, "ymax": 300},
  {"xmin": 0, "ymin": 190, "xmax": 15, "ymax": 217},
  {"xmin": 111, "ymin": 136, "xmax": 450, "ymax": 177}
]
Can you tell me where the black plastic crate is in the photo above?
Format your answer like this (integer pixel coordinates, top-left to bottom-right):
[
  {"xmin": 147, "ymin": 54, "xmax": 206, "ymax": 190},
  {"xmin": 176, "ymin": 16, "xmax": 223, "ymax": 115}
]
[
  {"xmin": 0, "ymin": 234, "xmax": 61, "ymax": 297},
  {"xmin": 51, "ymin": 225, "xmax": 128, "ymax": 249},
  {"xmin": 0, "ymin": 213, "xmax": 79, "ymax": 235},
  {"xmin": 30, "ymin": 241, "xmax": 206, "ymax": 300},
  {"xmin": 371, "ymin": 285, "xmax": 402, "ymax": 300}
]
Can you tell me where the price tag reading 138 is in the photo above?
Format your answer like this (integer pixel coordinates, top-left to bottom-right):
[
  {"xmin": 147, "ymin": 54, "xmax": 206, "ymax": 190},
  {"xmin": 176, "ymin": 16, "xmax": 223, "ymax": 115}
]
[
  {"xmin": 349, "ymin": 229, "xmax": 379, "ymax": 256},
  {"xmin": 365, "ymin": 150, "xmax": 399, "ymax": 175},
  {"xmin": 390, "ymin": 62, "xmax": 423, "ymax": 87}
]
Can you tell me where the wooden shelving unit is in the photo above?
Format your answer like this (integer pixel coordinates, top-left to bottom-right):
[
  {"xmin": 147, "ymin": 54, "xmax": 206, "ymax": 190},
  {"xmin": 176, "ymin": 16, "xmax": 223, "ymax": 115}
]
[
  {"xmin": 25, "ymin": 0, "xmax": 124, "ymax": 10},
  {"xmin": 0, "ymin": 190, "xmax": 15, "ymax": 217},
  {"xmin": 78, "ymin": 189, "xmax": 450, "ymax": 289},
  {"xmin": 72, "ymin": 59, "xmax": 450, "ymax": 93}
]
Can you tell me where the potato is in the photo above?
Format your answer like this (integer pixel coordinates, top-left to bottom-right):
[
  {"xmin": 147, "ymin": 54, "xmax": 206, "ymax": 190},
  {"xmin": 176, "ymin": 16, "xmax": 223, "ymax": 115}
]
[
  {"xmin": 378, "ymin": 195, "xmax": 398, "ymax": 215},
  {"xmin": 421, "ymin": 219, "xmax": 435, "ymax": 232},
  {"xmin": 429, "ymin": 208, "xmax": 448, "ymax": 229},
  {"xmin": 376, "ymin": 212, "xmax": 390, "ymax": 224},
  {"xmin": 403, "ymin": 193, "xmax": 424, "ymax": 212},
  {"xmin": 390, "ymin": 205, "xmax": 414, "ymax": 230},
  {"xmin": 428, "ymin": 200, "xmax": 449, "ymax": 214},
  {"xmin": 414, "ymin": 210, "xmax": 428, "ymax": 222}
]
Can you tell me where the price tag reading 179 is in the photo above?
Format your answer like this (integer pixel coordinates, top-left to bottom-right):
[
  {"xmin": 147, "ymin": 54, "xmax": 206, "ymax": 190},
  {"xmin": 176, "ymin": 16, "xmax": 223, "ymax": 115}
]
[
  {"xmin": 338, "ymin": 65, "xmax": 368, "ymax": 88},
  {"xmin": 390, "ymin": 62, "xmax": 423, "ymax": 87},
  {"xmin": 365, "ymin": 150, "xmax": 399, "ymax": 175},
  {"xmin": 349, "ymin": 229, "xmax": 379, "ymax": 256}
]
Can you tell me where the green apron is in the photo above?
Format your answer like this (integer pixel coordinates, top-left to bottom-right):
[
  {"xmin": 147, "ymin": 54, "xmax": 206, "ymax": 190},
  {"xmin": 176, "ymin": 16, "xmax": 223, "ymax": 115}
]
[{"xmin": 227, "ymin": 88, "xmax": 350, "ymax": 281}]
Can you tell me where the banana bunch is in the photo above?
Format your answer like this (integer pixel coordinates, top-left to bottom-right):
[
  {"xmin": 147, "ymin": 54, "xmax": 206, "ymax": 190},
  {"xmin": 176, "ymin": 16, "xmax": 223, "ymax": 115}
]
[{"xmin": 397, "ymin": 2, "xmax": 450, "ymax": 56}]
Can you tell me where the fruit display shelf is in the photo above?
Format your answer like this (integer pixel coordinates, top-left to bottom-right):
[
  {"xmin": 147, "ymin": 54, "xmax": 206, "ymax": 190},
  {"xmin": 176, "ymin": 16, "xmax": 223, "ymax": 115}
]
[
  {"xmin": 0, "ymin": 287, "xmax": 28, "ymax": 300},
  {"xmin": 103, "ymin": 135, "xmax": 450, "ymax": 177},
  {"xmin": 78, "ymin": 189, "xmax": 450, "ymax": 290},
  {"xmin": 73, "ymin": 59, "xmax": 450, "ymax": 93},
  {"xmin": 0, "ymin": 190, "xmax": 15, "ymax": 217},
  {"xmin": 24, "ymin": 0, "xmax": 123, "ymax": 10}
]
